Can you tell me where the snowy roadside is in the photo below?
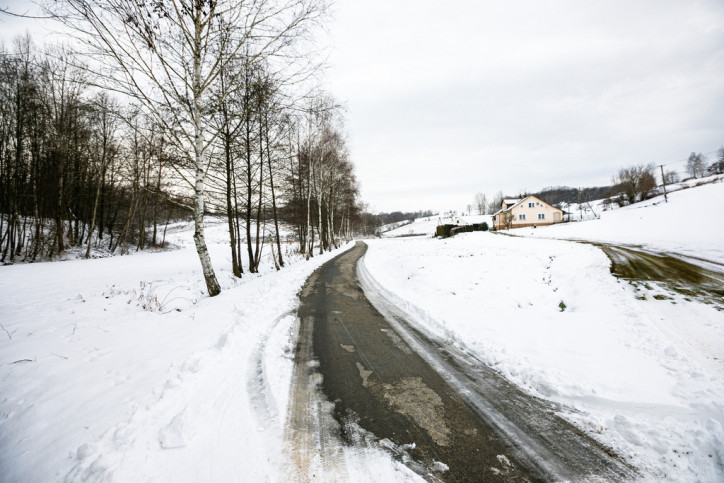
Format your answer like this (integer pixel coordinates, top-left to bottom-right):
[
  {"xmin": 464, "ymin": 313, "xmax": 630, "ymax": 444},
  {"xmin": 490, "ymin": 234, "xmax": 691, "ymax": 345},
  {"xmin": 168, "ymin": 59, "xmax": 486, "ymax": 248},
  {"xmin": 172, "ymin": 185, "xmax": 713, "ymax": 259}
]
[
  {"xmin": 514, "ymin": 180, "xmax": 724, "ymax": 266},
  {"xmin": 0, "ymin": 223, "xmax": 365, "ymax": 482},
  {"xmin": 362, "ymin": 234, "xmax": 724, "ymax": 481}
]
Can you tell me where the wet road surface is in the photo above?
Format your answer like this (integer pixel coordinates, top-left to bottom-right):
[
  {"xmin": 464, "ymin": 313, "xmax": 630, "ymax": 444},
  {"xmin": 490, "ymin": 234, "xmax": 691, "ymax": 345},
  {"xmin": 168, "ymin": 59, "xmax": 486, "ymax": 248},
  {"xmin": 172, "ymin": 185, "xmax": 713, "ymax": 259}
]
[{"xmin": 291, "ymin": 242, "xmax": 635, "ymax": 481}]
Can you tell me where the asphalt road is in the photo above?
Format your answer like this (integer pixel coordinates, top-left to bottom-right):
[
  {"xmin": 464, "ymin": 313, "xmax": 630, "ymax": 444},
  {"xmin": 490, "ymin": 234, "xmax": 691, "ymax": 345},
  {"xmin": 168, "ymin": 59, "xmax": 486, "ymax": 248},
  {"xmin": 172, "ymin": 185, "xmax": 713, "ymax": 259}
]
[{"xmin": 292, "ymin": 241, "xmax": 635, "ymax": 482}]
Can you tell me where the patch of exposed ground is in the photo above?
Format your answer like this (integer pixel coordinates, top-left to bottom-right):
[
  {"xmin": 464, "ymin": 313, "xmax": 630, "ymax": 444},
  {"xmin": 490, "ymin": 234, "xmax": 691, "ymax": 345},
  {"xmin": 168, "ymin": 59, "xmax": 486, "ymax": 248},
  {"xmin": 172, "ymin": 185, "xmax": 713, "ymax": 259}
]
[
  {"xmin": 383, "ymin": 377, "xmax": 451, "ymax": 447},
  {"xmin": 597, "ymin": 244, "xmax": 724, "ymax": 309}
]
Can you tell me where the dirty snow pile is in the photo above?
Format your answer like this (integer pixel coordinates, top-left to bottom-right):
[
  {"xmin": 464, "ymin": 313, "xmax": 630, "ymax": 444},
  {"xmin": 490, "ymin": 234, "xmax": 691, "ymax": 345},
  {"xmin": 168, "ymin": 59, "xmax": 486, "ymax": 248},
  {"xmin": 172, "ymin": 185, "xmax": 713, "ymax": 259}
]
[
  {"xmin": 0, "ymin": 222, "xmax": 414, "ymax": 482},
  {"xmin": 362, "ymin": 234, "xmax": 724, "ymax": 480},
  {"xmin": 383, "ymin": 214, "xmax": 493, "ymax": 238},
  {"xmin": 516, "ymin": 178, "xmax": 724, "ymax": 265}
]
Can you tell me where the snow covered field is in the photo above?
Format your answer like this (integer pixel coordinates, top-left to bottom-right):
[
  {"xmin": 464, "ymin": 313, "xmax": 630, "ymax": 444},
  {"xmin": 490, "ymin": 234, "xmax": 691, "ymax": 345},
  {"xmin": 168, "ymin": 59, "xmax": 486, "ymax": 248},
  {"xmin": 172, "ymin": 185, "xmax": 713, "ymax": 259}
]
[
  {"xmin": 362, "ymin": 233, "xmax": 724, "ymax": 480},
  {"xmin": 516, "ymin": 177, "xmax": 724, "ymax": 265},
  {"xmin": 0, "ymin": 223, "xmax": 416, "ymax": 482}
]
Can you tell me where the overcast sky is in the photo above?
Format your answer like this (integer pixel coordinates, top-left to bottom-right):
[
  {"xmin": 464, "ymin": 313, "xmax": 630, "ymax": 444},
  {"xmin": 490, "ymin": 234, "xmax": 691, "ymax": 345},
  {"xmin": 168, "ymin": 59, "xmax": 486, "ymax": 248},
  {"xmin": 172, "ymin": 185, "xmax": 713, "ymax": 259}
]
[
  {"xmin": 3, "ymin": 0, "xmax": 723, "ymax": 213},
  {"xmin": 322, "ymin": 0, "xmax": 724, "ymax": 212}
]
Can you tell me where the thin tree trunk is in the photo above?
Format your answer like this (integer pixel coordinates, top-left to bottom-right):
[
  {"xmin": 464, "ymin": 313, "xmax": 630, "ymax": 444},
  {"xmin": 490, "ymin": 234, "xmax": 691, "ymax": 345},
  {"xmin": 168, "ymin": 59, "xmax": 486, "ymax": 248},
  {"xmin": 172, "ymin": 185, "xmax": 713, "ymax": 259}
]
[
  {"xmin": 192, "ymin": 13, "xmax": 221, "ymax": 297},
  {"xmin": 85, "ymin": 168, "xmax": 103, "ymax": 258},
  {"xmin": 232, "ymin": 169, "xmax": 243, "ymax": 274},
  {"xmin": 221, "ymin": 85, "xmax": 241, "ymax": 277},
  {"xmin": 305, "ymin": 135, "xmax": 313, "ymax": 258},
  {"xmin": 54, "ymin": 158, "xmax": 65, "ymax": 255},
  {"xmin": 265, "ymin": 112, "xmax": 284, "ymax": 267},
  {"xmin": 152, "ymin": 138, "xmax": 162, "ymax": 246},
  {"xmin": 253, "ymin": 112, "xmax": 264, "ymax": 269}
]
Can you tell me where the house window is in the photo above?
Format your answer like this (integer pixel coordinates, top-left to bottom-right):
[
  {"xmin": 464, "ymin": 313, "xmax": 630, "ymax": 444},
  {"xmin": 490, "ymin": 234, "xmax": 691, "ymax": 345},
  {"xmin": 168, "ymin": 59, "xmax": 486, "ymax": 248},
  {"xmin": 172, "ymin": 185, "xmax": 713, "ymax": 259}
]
[
  {"xmin": 528, "ymin": 202, "xmax": 535, "ymax": 208},
  {"xmin": 538, "ymin": 213, "xmax": 545, "ymax": 220},
  {"xmin": 519, "ymin": 214, "xmax": 526, "ymax": 220}
]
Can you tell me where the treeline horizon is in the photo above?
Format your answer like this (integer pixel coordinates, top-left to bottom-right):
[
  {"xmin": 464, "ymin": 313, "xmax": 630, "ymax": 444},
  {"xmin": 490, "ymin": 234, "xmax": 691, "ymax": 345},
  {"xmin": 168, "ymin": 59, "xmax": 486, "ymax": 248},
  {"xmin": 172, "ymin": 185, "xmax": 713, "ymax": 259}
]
[{"xmin": 0, "ymin": 35, "xmax": 367, "ymax": 268}]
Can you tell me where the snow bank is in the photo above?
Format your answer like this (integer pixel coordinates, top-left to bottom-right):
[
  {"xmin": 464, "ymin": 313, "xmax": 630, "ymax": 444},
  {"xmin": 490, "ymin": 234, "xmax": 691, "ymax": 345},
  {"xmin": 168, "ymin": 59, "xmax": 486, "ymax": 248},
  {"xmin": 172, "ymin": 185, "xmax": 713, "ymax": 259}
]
[
  {"xmin": 0, "ymin": 224, "xmax": 414, "ymax": 481},
  {"xmin": 516, "ymin": 178, "xmax": 724, "ymax": 265},
  {"xmin": 363, "ymin": 234, "xmax": 724, "ymax": 480}
]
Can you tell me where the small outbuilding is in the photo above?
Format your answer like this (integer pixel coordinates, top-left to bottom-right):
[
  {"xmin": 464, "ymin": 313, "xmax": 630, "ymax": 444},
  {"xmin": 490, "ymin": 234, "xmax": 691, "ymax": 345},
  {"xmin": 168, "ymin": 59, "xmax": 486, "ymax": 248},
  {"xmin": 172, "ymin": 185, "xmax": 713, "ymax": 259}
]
[{"xmin": 492, "ymin": 195, "xmax": 563, "ymax": 230}]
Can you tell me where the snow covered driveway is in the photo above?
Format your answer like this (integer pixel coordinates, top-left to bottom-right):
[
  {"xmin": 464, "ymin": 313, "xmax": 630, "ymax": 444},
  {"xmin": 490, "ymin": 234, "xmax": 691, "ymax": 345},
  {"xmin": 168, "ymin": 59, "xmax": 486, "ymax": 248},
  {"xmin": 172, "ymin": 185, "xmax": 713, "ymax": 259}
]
[{"xmin": 362, "ymin": 234, "xmax": 724, "ymax": 481}]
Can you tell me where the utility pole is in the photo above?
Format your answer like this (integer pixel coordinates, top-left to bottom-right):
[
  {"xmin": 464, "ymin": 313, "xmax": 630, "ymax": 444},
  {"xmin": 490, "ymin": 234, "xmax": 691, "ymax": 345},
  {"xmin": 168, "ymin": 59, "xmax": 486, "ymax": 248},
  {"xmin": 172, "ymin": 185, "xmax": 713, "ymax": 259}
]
[{"xmin": 659, "ymin": 164, "xmax": 668, "ymax": 202}]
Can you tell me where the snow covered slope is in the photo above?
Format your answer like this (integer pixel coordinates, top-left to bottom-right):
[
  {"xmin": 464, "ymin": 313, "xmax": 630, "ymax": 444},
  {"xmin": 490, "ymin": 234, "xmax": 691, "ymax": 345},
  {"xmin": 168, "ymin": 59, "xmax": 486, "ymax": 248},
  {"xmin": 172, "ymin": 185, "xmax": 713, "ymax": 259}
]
[
  {"xmin": 0, "ymin": 224, "xmax": 414, "ymax": 482},
  {"xmin": 516, "ymin": 178, "xmax": 724, "ymax": 265},
  {"xmin": 363, "ymin": 234, "xmax": 724, "ymax": 481}
]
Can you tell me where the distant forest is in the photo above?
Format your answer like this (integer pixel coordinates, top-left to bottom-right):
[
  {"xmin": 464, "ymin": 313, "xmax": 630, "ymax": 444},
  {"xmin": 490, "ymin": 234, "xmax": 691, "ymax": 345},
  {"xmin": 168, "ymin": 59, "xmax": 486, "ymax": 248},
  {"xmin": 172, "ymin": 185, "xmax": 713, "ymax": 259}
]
[
  {"xmin": 367, "ymin": 210, "xmax": 435, "ymax": 227},
  {"xmin": 531, "ymin": 185, "xmax": 619, "ymax": 206}
]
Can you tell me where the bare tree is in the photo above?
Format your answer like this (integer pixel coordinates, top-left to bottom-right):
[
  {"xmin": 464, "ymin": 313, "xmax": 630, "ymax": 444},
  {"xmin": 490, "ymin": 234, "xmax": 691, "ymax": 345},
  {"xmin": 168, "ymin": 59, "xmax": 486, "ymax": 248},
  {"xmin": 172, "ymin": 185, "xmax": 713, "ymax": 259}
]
[
  {"xmin": 613, "ymin": 163, "xmax": 657, "ymax": 204},
  {"xmin": 85, "ymin": 93, "xmax": 118, "ymax": 258},
  {"xmin": 52, "ymin": 0, "xmax": 327, "ymax": 296},
  {"xmin": 663, "ymin": 169, "xmax": 679, "ymax": 184},
  {"xmin": 686, "ymin": 152, "xmax": 706, "ymax": 179},
  {"xmin": 489, "ymin": 191, "xmax": 504, "ymax": 214},
  {"xmin": 0, "ymin": 4, "xmax": 53, "ymax": 18},
  {"xmin": 474, "ymin": 192, "xmax": 486, "ymax": 214},
  {"xmin": 503, "ymin": 213, "xmax": 514, "ymax": 230},
  {"xmin": 707, "ymin": 147, "xmax": 724, "ymax": 175}
]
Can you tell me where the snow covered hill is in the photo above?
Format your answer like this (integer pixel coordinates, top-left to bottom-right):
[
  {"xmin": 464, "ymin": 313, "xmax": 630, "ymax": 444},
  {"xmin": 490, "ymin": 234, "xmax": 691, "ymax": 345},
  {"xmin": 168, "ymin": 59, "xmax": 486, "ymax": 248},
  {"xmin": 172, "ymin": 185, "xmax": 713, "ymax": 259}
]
[{"xmin": 517, "ymin": 176, "xmax": 724, "ymax": 265}]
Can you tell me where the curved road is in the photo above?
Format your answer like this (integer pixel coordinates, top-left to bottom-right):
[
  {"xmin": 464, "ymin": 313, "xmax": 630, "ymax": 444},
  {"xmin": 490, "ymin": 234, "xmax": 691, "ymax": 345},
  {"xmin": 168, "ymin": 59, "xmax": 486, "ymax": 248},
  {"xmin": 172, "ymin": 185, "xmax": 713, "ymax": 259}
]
[{"xmin": 289, "ymin": 241, "xmax": 635, "ymax": 481}]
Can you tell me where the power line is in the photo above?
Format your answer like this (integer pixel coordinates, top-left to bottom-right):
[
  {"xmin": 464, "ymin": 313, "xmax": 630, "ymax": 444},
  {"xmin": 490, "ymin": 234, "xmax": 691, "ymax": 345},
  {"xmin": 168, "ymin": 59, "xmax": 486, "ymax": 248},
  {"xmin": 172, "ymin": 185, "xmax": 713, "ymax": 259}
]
[{"xmin": 656, "ymin": 148, "xmax": 720, "ymax": 169}]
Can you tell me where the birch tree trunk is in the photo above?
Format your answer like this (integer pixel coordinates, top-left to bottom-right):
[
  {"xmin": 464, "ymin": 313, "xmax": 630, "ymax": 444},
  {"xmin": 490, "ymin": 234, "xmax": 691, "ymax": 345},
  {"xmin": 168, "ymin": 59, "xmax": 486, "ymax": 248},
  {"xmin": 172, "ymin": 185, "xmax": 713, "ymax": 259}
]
[{"xmin": 192, "ymin": 14, "xmax": 221, "ymax": 297}]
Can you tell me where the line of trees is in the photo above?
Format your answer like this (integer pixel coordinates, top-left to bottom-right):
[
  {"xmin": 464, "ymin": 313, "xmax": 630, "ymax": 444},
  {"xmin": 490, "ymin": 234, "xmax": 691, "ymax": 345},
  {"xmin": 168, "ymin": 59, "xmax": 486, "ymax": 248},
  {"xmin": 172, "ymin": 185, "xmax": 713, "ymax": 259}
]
[
  {"xmin": 611, "ymin": 148, "xmax": 724, "ymax": 206},
  {"xmin": 0, "ymin": 37, "xmax": 190, "ymax": 264},
  {"xmin": 1, "ymin": 0, "xmax": 366, "ymax": 298}
]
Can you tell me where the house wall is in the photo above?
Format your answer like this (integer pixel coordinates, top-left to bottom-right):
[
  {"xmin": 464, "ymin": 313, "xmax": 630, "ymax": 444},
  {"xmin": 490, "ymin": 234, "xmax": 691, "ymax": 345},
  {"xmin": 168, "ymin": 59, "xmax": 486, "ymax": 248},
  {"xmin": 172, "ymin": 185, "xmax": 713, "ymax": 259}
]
[{"xmin": 494, "ymin": 195, "xmax": 563, "ymax": 229}]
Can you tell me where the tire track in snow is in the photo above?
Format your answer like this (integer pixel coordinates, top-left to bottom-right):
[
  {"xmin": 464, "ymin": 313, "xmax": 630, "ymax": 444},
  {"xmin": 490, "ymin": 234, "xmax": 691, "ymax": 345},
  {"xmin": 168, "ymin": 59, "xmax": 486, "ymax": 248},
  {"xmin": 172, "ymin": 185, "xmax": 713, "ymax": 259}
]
[{"xmin": 283, "ymin": 306, "xmax": 349, "ymax": 481}]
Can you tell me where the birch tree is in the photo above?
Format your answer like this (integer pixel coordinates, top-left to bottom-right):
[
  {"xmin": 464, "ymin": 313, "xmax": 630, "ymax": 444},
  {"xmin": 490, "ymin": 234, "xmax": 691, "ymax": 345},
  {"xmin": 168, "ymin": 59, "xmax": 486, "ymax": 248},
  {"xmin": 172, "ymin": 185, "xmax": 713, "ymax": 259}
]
[
  {"xmin": 52, "ymin": 0, "xmax": 327, "ymax": 296},
  {"xmin": 686, "ymin": 152, "xmax": 706, "ymax": 179}
]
